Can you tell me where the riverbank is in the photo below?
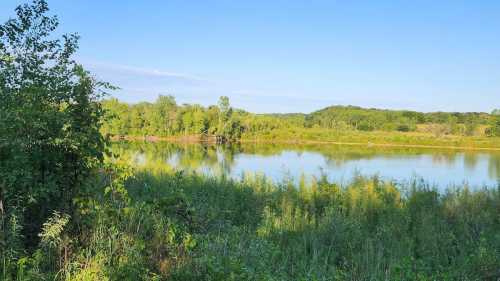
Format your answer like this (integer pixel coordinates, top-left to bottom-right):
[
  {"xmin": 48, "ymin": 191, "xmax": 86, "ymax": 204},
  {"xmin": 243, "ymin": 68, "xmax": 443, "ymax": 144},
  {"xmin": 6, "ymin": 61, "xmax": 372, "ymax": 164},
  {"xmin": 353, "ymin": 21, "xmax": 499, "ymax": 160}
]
[
  {"xmin": 241, "ymin": 129, "xmax": 500, "ymax": 150},
  {"xmin": 110, "ymin": 130, "xmax": 500, "ymax": 151},
  {"xmin": 239, "ymin": 139, "xmax": 500, "ymax": 151}
]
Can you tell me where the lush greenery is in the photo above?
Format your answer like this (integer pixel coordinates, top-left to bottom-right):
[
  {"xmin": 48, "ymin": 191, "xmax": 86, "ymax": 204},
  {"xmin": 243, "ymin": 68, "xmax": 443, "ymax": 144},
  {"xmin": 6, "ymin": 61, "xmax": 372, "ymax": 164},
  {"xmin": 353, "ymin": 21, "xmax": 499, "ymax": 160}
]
[
  {"xmin": 101, "ymin": 97, "xmax": 500, "ymax": 143},
  {"xmin": 0, "ymin": 0, "xmax": 110, "ymax": 255},
  {"xmin": 3, "ymin": 156, "xmax": 500, "ymax": 280},
  {"xmin": 2, "ymin": 2, "xmax": 500, "ymax": 281},
  {"xmin": 102, "ymin": 95, "xmax": 244, "ymax": 140},
  {"xmin": 488, "ymin": 111, "xmax": 500, "ymax": 138}
]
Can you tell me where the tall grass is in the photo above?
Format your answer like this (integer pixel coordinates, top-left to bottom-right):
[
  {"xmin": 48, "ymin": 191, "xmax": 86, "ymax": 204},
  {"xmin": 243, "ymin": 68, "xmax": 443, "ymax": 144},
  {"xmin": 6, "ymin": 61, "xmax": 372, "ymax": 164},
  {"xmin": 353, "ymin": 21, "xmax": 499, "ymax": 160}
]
[{"xmin": 2, "ymin": 163, "xmax": 500, "ymax": 280}]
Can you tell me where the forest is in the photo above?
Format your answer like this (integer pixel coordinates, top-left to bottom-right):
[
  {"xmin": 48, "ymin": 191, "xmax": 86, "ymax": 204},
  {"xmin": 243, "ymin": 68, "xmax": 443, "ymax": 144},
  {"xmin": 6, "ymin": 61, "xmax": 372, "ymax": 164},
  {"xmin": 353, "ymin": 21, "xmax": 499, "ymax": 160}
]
[
  {"xmin": 101, "ymin": 96, "xmax": 500, "ymax": 142},
  {"xmin": 1, "ymin": 1, "xmax": 500, "ymax": 281}
]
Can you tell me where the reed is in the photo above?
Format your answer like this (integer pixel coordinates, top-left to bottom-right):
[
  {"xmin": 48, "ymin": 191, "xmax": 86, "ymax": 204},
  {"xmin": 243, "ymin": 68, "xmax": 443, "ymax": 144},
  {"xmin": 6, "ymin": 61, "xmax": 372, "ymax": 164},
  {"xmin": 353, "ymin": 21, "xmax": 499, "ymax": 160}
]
[{"xmin": 2, "ymin": 162, "xmax": 499, "ymax": 280}]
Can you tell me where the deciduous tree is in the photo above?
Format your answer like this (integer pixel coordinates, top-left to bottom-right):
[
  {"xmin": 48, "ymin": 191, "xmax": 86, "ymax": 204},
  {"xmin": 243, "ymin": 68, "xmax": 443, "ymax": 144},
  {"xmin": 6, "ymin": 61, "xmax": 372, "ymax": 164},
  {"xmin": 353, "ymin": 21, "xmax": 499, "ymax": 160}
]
[{"xmin": 0, "ymin": 0, "xmax": 110, "ymax": 246}]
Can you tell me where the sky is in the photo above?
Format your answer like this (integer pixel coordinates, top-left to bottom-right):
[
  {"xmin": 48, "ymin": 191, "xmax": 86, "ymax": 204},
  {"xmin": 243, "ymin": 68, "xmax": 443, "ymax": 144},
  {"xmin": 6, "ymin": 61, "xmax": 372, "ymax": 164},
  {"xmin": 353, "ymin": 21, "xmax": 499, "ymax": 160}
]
[{"xmin": 1, "ymin": 0, "xmax": 499, "ymax": 113}]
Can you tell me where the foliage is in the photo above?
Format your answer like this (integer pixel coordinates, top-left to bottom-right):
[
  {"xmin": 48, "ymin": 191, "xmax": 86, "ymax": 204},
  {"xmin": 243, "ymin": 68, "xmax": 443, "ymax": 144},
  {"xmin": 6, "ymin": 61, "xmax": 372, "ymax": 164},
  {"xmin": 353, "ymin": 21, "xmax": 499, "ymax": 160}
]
[
  {"xmin": 5, "ymin": 153, "xmax": 500, "ymax": 280},
  {"xmin": 38, "ymin": 212, "xmax": 70, "ymax": 249},
  {"xmin": 101, "ymin": 95, "xmax": 244, "ymax": 140},
  {"xmin": 0, "ymin": 0, "xmax": 109, "ymax": 276},
  {"xmin": 100, "ymin": 99, "xmax": 498, "ymax": 142},
  {"xmin": 487, "ymin": 114, "xmax": 500, "ymax": 137}
]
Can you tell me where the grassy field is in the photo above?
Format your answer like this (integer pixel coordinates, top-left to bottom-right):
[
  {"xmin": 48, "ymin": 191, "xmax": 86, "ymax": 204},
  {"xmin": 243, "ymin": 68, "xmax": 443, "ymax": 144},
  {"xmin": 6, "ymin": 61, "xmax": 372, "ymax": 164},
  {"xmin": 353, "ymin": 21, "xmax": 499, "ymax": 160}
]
[
  {"xmin": 8, "ymin": 158, "xmax": 499, "ymax": 281},
  {"xmin": 241, "ymin": 129, "xmax": 500, "ymax": 150}
]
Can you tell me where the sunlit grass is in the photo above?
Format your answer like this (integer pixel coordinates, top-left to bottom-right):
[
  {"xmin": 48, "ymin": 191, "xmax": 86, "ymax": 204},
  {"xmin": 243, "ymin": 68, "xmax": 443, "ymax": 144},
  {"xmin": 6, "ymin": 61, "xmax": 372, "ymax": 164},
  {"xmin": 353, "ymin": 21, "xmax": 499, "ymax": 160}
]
[
  {"xmin": 119, "ymin": 162, "xmax": 500, "ymax": 280},
  {"xmin": 4, "ymin": 158, "xmax": 499, "ymax": 280},
  {"xmin": 242, "ymin": 128, "xmax": 500, "ymax": 149}
]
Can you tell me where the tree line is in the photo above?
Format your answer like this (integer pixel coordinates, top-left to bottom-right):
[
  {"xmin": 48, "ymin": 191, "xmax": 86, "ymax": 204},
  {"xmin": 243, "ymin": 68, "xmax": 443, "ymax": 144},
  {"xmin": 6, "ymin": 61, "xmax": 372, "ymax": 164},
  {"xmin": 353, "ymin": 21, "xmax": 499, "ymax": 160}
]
[
  {"xmin": 101, "ymin": 97, "xmax": 500, "ymax": 139},
  {"xmin": 102, "ymin": 96, "xmax": 244, "ymax": 140}
]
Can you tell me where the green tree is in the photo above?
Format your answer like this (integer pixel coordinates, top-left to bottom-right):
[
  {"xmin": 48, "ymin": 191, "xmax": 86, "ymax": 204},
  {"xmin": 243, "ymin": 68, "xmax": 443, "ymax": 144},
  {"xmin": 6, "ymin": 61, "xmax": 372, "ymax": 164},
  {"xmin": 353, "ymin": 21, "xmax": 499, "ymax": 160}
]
[
  {"xmin": 101, "ymin": 98, "xmax": 130, "ymax": 135},
  {"xmin": 129, "ymin": 102, "xmax": 148, "ymax": 135},
  {"xmin": 181, "ymin": 106, "xmax": 194, "ymax": 135},
  {"xmin": 218, "ymin": 95, "xmax": 230, "ymax": 114},
  {"xmin": 152, "ymin": 95, "xmax": 177, "ymax": 136},
  {"xmin": 191, "ymin": 104, "xmax": 207, "ymax": 134},
  {"xmin": 206, "ymin": 105, "xmax": 221, "ymax": 134},
  {"xmin": 0, "ymin": 0, "xmax": 109, "ymax": 246},
  {"xmin": 217, "ymin": 96, "xmax": 233, "ymax": 137},
  {"xmin": 489, "ymin": 115, "xmax": 500, "ymax": 137}
]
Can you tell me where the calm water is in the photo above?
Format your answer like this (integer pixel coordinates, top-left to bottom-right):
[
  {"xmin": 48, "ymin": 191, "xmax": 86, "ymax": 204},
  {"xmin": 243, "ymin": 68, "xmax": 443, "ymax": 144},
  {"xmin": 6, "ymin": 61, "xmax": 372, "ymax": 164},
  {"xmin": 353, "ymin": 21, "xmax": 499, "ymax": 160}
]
[{"xmin": 113, "ymin": 142, "xmax": 500, "ymax": 190}]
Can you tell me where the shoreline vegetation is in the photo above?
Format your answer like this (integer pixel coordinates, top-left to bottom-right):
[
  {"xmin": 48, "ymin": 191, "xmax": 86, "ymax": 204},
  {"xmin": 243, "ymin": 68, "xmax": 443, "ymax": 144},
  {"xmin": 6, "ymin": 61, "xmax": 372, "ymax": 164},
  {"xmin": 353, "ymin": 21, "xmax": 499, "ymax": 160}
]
[
  {"xmin": 101, "ymin": 95, "xmax": 500, "ymax": 152},
  {"xmin": 110, "ymin": 166, "xmax": 500, "ymax": 280},
  {"xmin": 110, "ymin": 132, "xmax": 500, "ymax": 151}
]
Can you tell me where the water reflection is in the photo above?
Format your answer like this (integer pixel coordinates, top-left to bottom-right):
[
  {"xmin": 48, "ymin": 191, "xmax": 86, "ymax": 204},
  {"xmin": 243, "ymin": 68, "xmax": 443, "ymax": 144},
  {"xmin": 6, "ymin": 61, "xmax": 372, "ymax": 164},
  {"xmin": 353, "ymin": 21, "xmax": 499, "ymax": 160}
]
[
  {"xmin": 489, "ymin": 155, "xmax": 500, "ymax": 180},
  {"xmin": 112, "ymin": 141, "xmax": 500, "ymax": 189}
]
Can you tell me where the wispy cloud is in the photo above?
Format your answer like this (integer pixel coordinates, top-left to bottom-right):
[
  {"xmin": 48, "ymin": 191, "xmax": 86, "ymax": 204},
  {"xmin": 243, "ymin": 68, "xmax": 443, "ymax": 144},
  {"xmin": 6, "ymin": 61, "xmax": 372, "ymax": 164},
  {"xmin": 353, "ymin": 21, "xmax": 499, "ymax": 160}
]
[{"xmin": 82, "ymin": 60, "xmax": 211, "ymax": 85}]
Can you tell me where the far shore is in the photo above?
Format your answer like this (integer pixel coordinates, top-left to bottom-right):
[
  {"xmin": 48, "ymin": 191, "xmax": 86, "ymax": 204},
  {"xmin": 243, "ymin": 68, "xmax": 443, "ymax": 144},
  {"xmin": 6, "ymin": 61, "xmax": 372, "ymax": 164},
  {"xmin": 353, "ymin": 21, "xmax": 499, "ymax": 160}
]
[{"xmin": 110, "ymin": 134, "xmax": 500, "ymax": 152}]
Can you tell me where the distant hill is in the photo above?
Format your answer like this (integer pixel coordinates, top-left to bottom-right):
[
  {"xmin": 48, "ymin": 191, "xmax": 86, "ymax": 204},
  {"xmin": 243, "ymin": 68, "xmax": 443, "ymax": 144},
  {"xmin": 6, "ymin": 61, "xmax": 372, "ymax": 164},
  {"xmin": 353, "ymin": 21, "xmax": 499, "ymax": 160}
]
[{"xmin": 258, "ymin": 105, "xmax": 492, "ymax": 132}]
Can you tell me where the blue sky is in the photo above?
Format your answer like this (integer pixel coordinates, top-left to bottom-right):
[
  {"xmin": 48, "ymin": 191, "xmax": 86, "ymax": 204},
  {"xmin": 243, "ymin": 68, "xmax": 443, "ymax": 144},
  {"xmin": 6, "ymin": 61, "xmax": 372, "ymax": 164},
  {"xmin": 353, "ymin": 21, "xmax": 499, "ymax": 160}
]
[{"xmin": 1, "ymin": 0, "xmax": 499, "ymax": 113}]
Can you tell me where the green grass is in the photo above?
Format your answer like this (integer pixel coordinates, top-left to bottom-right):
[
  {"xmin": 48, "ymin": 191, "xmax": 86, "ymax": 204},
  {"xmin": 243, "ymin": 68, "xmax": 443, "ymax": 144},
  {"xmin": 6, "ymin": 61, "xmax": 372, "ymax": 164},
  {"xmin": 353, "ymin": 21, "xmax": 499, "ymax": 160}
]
[
  {"xmin": 241, "ymin": 128, "xmax": 500, "ymax": 150},
  {"xmin": 3, "ymin": 161, "xmax": 500, "ymax": 280}
]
